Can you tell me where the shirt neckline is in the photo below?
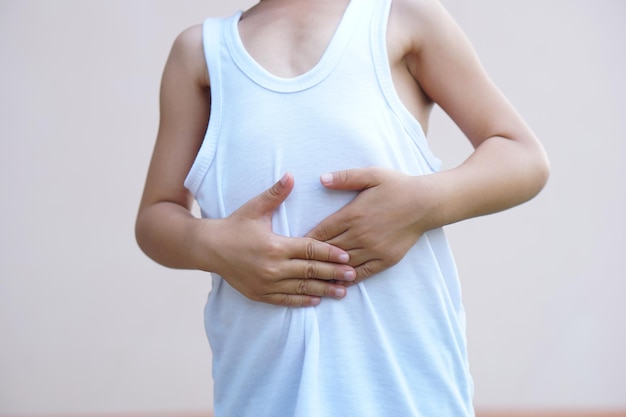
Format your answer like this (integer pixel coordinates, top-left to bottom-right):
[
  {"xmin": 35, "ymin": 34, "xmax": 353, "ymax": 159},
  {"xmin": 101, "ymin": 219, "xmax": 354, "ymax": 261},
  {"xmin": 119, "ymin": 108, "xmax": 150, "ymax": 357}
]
[{"xmin": 225, "ymin": 0, "xmax": 359, "ymax": 93}]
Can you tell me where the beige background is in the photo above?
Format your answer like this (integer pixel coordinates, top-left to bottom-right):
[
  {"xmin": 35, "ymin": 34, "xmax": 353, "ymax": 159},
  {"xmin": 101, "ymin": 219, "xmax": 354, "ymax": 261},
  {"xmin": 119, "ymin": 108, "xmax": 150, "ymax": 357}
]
[{"xmin": 1, "ymin": 0, "xmax": 625, "ymax": 415}]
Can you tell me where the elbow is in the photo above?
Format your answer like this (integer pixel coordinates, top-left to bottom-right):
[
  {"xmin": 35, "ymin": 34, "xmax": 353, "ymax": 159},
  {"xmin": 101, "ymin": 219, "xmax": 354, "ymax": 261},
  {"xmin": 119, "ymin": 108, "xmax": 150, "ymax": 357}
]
[
  {"xmin": 134, "ymin": 211, "xmax": 153, "ymax": 259},
  {"xmin": 537, "ymin": 153, "xmax": 551, "ymax": 190},
  {"xmin": 525, "ymin": 141, "xmax": 551, "ymax": 199},
  {"xmin": 534, "ymin": 139, "xmax": 551, "ymax": 189},
  {"xmin": 134, "ymin": 214, "xmax": 147, "ymax": 255}
]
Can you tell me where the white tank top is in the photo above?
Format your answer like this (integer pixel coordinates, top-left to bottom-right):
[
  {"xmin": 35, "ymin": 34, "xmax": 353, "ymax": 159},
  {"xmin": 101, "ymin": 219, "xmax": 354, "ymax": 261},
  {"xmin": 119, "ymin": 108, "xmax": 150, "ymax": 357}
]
[{"xmin": 185, "ymin": 0, "xmax": 474, "ymax": 415}]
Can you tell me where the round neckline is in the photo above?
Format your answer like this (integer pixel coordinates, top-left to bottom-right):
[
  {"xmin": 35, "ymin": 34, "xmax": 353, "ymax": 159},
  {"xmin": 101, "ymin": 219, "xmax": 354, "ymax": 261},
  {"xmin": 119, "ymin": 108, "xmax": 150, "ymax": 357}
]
[{"xmin": 226, "ymin": 1, "xmax": 359, "ymax": 93}]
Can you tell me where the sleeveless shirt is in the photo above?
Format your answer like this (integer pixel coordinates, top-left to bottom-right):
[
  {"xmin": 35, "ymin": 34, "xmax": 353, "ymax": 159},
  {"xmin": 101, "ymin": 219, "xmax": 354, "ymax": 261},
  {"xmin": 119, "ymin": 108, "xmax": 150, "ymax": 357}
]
[{"xmin": 184, "ymin": 0, "xmax": 474, "ymax": 415}]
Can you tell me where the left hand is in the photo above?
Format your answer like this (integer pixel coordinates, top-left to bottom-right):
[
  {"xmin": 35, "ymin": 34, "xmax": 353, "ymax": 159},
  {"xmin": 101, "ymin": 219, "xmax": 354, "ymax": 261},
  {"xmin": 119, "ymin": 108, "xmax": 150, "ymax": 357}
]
[{"xmin": 306, "ymin": 167, "xmax": 440, "ymax": 283}]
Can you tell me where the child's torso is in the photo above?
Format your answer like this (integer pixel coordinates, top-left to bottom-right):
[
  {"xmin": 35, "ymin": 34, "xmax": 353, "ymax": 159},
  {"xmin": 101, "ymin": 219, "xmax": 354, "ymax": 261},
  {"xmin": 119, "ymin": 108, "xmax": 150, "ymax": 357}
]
[{"xmin": 183, "ymin": 0, "xmax": 474, "ymax": 415}]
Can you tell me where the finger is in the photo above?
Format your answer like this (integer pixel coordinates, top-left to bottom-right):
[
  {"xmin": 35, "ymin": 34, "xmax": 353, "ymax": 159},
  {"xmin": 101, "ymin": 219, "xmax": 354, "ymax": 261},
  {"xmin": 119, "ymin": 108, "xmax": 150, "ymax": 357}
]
[
  {"xmin": 327, "ymin": 247, "xmax": 374, "ymax": 270},
  {"xmin": 305, "ymin": 214, "xmax": 349, "ymax": 243},
  {"xmin": 241, "ymin": 173, "xmax": 294, "ymax": 219},
  {"xmin": 263, "ymin": 293, "xmax": 323, "ymax": 308},
  {"xmin": 319, "ymin": 167, "xmax": 380, "ymax": 191},
  {"xmin": 288, "ymin": 237, "xmax": 351, "ymax": 264},
  {"xmin": 354, "ymin": 259, "xmax": 388, "ymax": 282},
  {"xmin": 282, "ymin": 259, "xmax": 356, "ymax": 282},
  {"xmin": 271, "ymin": 278, "xmax": 348, "ymax": 301}
]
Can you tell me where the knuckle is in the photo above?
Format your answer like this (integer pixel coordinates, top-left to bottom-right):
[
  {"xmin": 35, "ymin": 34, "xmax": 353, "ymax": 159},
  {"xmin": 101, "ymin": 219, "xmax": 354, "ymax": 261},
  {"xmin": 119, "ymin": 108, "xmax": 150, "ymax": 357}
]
[
  {"xmin": 359, "ymin": 264, "xmax": 374, "ymax": 279},
  {"xmin": 265, "ymin": 238, "xmax": 283, "ymax": 256},
  {"xmin": 296, "ymin": 279, "xmax": 310, "ymax": 295},
  {"xmin": 311, "ymin": 225, "xmax": 330, "ymax": 242},
  {"xmin": 305, "ymin": 240, "xmax": 316, "ymax": 260},
  {"xmin": 278, "ymin": 294, "xmax": 297, "ymax": 307},
  {"xmin": 258, "ymin": 262, "xmax": 280, "ymax": 282},
  {"xmin": 257, "ymin": 261, "xmax": 273, "ymax": 276},
  {"xmin": 304, "ymin": 262, "xmax": 318, "ymax": 279}
]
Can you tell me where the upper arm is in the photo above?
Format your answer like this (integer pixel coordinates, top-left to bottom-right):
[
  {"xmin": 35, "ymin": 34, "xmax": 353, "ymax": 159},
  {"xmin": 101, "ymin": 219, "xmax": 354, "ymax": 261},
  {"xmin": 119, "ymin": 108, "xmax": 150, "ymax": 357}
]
[
  {"xmin": 400, "ymin": 0, "xmax": 535, "ymax": 148},
  {"xmin": 139, "ymin": 24, "xmax": 211, "ymax": 213}
]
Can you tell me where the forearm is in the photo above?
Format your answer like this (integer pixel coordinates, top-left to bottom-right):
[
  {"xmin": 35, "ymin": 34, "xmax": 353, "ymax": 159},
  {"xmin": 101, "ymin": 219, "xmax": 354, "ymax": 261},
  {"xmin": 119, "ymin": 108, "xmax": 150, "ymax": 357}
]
[
  {"xmin": 135, "ymin": 201, "xmax": 209, "ymax": 271},
  {"xmin": 135, "ymin": 177, "xmax": 357, "ymax": 306},
  {"xmin": 427, "ymin": 134, "xmax": 550, "ymax": 229}
]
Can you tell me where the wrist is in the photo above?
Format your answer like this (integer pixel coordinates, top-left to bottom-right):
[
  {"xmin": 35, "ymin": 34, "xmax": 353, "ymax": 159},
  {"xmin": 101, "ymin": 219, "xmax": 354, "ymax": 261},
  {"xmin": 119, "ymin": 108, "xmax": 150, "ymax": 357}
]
[
  {"xmin": 187, "ymin": 217, "xmax": 220, "ymax": 273},
  {"xmin": 413, "ymin": 172, "xmax": 448, "ymax": 232}
]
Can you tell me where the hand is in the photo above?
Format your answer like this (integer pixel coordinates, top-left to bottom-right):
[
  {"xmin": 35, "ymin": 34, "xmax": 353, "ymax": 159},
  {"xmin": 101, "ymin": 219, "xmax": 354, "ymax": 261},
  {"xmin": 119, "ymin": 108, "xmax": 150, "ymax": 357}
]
[
  {"xmin": 200, "ymin": 173, "xmax": 356, "ymax": 307},
  {"xmin": 306, "ymin": 167, "xmax": 440, "ymax": 283}
]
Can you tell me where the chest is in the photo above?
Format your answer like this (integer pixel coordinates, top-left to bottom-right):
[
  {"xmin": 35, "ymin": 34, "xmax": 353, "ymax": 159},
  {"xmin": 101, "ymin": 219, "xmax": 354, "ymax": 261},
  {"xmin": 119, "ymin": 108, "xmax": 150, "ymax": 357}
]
[{"xmin": 238, "ymin": 1, "xmax": 351, "ymax": 78}]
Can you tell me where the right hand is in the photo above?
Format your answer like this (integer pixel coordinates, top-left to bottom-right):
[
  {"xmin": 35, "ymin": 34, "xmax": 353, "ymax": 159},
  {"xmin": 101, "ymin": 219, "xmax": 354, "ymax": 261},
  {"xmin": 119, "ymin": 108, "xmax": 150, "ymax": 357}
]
[{"xmin": 197, "ymin": 173, "xmax": 356, "ymax": 307}]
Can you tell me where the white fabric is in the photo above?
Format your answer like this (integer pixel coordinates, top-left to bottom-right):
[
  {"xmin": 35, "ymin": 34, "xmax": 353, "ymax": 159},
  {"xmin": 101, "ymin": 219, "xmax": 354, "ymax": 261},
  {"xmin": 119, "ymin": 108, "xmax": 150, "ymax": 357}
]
[{"xmin": 184, "ymin": 0, "xmax": 474, "ymax": 415}]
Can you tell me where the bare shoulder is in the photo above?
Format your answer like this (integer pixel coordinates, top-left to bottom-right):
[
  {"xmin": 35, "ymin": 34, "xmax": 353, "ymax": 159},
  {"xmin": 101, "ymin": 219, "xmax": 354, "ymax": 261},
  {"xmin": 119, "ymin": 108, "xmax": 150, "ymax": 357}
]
[
  {"xmin": 389, "ymin": 0, "xmax": 456, "ymax": 53},
  {"xmin": 390, "ymin": 0, "xmax": 440, "ymax": 20},
  {"xmin": 167, "ymin": 24, "xmax": 209, "ymax": 87}
]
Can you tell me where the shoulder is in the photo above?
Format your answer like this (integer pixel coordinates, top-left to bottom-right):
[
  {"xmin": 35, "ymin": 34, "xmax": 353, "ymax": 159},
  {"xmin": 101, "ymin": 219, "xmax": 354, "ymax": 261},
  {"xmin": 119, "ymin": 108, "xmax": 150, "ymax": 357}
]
[
  {"xmin": 171, "ymin": 24, "xmax": 204, "ymax": 59},
  {"xmin": 391, "ymin": 0, "xmax": 439, "ymax": 16},
  {"xmin": 167, "ymin": 24, "xmax": 209, "ymax": 87},
  {"xmin": 390, "ymin": 0, "xmax": 446, "ymax": 27},
  {"xmin": 389, "ymin": 0, "xmax": 457, "ymax": 53}
]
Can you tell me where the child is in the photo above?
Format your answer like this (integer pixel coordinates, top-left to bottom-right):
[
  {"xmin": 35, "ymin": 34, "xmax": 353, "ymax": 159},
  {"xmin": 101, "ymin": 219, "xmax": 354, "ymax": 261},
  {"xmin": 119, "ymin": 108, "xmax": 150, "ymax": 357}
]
[{"xmin": 135, "ymin": 0, "xmax": 549, "ymax": 415}]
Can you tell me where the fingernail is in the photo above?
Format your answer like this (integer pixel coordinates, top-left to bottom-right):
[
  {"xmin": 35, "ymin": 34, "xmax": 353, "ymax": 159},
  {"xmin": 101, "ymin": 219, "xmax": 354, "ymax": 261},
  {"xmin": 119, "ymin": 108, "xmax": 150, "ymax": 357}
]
[
  {"xmin": 320, "ymin": 173, "xmax": 333, "ymax": 185},
  {"xmin": 338, "ymin": 253, "xmax": 349, "ymax": 263},
  {"xmin": 334, "ymin": 287, "xmax": 346, "ymax": 298},
  {"xmin": 343, "ymin": 270, "xmax": 356, "ymax": 281},
  {"xmin": 311, "ymin": 297, "xmax": 321, "ymax": 306},
  {"xmin": 280, "ymin": 173, "xmax": 289, "ymax": 186}
]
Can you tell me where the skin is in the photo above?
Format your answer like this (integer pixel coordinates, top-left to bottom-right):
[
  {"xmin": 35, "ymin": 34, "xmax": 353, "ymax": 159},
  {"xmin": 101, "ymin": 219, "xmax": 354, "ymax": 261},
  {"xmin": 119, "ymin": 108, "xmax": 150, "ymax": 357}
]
[{"xmin": 135, "ymin": 0, "xmax": 550, "ymax": 306}]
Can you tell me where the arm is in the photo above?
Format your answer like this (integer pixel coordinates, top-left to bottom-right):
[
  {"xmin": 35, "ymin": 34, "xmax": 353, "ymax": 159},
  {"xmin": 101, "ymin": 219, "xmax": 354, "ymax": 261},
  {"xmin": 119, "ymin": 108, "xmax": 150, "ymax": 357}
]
[
  {"xmin": 135, "ymin": 26, "xmax": 355, "ymax": 306},
  {"xmin": 404, "ymin": 0, "xmax": 550, "ymax": 224},
  {"xmin": 307, "ymin": 0, "xmax": 550, "ymax": 281}
]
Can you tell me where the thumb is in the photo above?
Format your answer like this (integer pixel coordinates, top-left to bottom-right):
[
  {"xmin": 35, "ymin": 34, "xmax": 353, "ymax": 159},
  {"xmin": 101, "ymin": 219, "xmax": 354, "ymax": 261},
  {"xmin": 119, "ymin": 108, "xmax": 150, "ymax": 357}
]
[
  {"xmin": 243, "ymin": 172, "xmax": 294, "ymax": 219},
  {"xmin": 320, "ymin": 167, "xmax": 379, "ymax": 191}
]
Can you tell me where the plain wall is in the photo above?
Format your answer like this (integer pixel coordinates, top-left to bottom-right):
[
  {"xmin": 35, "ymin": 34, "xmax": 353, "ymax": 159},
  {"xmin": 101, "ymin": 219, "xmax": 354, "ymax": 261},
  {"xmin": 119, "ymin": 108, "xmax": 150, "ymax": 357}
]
[{"xmin": 0, "ymin": 0, "xmax": 624, "ymax": 415}]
